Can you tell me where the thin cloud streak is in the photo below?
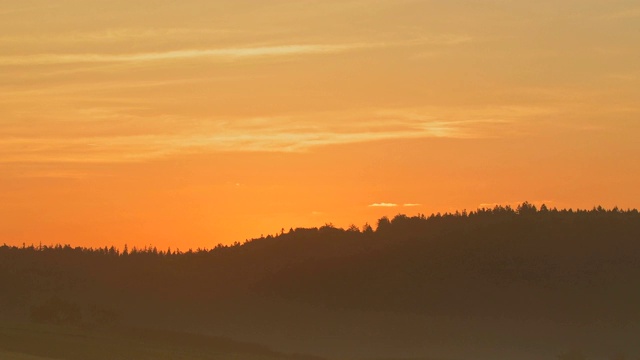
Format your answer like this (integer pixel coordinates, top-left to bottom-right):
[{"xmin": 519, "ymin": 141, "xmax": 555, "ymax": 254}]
[
  {"xmin": 369, "ymin": 203, "xmax": 398, "ymax": 208},
  {"xmin": 0, "ymin": 34, "xmax": 474, "ymax": 66},
  {"xmin": 0, "ymin": 123, "xmax": 466, "ymax": 163},
  {"xmin": 368, "ymin": 203, "xmax": 421, "ymax": 208},
  {"xmin": 0, "ymin": 107, "xmax": 517, "ymax": 163},
  {"xmin": 0, "ymin": 43, "xmax": 376, "ymax": 66}
]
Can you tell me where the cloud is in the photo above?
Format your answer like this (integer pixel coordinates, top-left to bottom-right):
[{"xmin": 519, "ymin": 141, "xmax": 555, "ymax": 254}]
[
  {"xmin": 0, "ymin": 122, "xmax": 471, "ymax": 163},
  {"xmin": 0, "ymin": 43, "xmax": 377, "ymax": 66},
  {"xmin": 0, "ymin": 32, "xmax": 474, "ymax": 67},
  {"xmin": 368, "ymin": 203, "xmax": 421, "ymax": 208},
  {"xmin": 369, "ymin": 203, "xmax": 398, "ymax": 208},
  {"xmin": 0, "ymin": 106, "xmax": 519, "ymax": 163}
]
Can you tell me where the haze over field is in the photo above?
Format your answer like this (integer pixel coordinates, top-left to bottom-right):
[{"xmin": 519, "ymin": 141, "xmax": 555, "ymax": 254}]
[
  {"xmin": 1, "ymin": 0, "xmax": 639, "ymax": 249},
  {"xmin": 3, "ymin": 206, "xmax": 640, "ymax": 359}
]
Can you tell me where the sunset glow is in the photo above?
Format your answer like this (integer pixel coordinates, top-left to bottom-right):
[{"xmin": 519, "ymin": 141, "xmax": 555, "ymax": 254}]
[{"xmin": 2, "ymin": 1, "xmax": 639, "ymax": 249}]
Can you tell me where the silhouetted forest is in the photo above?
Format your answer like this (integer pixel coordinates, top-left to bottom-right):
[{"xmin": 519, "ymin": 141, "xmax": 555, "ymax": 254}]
[{"xmin": 2, "ymin": 203, "xmax": 640, "ymax": 360}]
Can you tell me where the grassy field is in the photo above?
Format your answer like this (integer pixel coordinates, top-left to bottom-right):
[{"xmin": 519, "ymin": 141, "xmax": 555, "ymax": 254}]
[
  {"xmin": 0, "ymin": 352, "xmax": 58, "ymax": 360},
  {"xmin": 0, "ymin": 323, "xmax": 320, "ymax": 360}
]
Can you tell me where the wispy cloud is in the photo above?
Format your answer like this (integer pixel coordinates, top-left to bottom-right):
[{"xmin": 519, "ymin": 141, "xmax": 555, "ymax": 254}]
[
  {"xmin": 0, "ymin": 126, "xmax": 459, "ymax": 163},
  {"xmin": 0, "ymin": 43, "xmax": 378, "ymax": 66},
  {"xmin": 369, "ymin": 203, "xmax": 398, "ymax": 208},
  {"xmin": 0, "ymin": 106, "xmax": 521, "ymax": 163},
  {"xmin": 369, "ymin": 203, "xmax": 421, "ymax": 208},
  {"xmin": 0, "ymin": 32, "xmax": 474, "ymax": 67}
]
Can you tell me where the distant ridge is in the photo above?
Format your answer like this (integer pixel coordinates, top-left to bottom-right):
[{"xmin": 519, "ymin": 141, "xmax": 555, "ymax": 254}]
[{"xmin": 2, "ymin": 203, "xmax": 640, "ymax": 359}]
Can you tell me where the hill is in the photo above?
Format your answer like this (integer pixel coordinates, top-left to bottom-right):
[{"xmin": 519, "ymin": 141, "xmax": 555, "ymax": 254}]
[{"xmin": 2, "ymin": 203, "xmax": 640, "ymax": 359}]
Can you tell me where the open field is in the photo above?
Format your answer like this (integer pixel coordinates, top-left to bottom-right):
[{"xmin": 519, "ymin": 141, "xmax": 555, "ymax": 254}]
[
  {"xmin": 0, "ymin": 323, "xmax": 318, "ymax": 360},
  {"xmin": 0, "ymin": 352, "xmax": 58, "ymax": 360},
  {"xmin": 3, "ymin": 208, "xmax": 640, "ymax": 359}
]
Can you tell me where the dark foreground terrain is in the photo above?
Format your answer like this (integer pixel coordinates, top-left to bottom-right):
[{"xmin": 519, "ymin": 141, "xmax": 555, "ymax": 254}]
[
  {"xmin": 2, "ymin": 204, "xmax": 640, "ymax": 360},
  {"xmin": 0, "ymin": 322, "xmax": 321, "ymax": 360}
]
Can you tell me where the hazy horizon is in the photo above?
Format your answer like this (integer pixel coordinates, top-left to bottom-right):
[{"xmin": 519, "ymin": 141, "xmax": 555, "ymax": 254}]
[
  {"xmin": 3, "ymin": 206, "xmax": 640, "ymax": 360},
  {"xmin": 2, "ymin": 202, "xmax": 637, "ymax": 250}
]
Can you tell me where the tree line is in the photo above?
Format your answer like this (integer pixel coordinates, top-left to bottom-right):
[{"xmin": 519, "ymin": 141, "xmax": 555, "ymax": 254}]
[{"xmin": 2, "ymin": 203, "xmax": 640, "ymax": 359}]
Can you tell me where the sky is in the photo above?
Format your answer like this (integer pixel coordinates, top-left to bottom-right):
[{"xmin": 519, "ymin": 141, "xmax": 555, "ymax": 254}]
[{"xmin": 1, "ymin": 0, "xmax": 640, "ymax": 249}]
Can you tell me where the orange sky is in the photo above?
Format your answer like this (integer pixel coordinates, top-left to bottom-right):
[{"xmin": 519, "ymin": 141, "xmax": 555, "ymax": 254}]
[{"xmin": 1, "ymin": 0, "xmax": 640, "ymax": 249}]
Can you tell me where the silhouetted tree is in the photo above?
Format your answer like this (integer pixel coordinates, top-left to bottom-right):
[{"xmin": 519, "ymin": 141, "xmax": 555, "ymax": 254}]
[
  {"xmin": 376, "ymin": 216, "xmax": 391, "ymax": 232},
  {"xmin": 517, "ymin": 201, "xmax": 537, "ymax": 215}
]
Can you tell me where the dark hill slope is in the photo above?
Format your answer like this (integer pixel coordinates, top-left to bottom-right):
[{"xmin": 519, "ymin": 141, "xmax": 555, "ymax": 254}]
[
  {"xmin": 2, "ymin": 204, "xmax": 640, "ymax": 359},
  {"xmin": 260, "ymin": 209, "xmax": 640, "ymax": 323}
]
